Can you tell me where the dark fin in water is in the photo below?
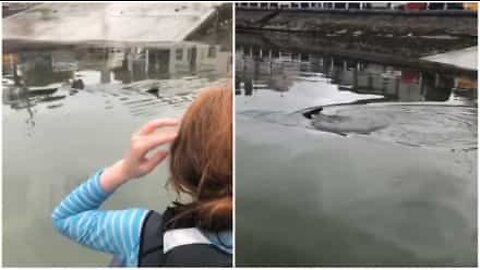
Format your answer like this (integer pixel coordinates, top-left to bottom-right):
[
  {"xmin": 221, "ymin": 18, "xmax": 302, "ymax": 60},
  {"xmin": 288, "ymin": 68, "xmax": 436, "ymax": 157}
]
[
  {"xmin": 302, "ymin": 106, "xmax": 323, "ymax": 119},
  {"xmin": 146, "ymin": 87, "xmax": 160, "ymax": 98}
]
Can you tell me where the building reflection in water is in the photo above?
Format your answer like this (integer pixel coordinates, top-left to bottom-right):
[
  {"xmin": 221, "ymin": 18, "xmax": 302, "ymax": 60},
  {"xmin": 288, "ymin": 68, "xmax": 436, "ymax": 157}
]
[
  {"xmin": 2, "ymin": 42, "xmax": 231, "ymax": 124},
  {"xmin": 3, "ymin": 42, "xmax": 227, "ymax": 87},
  {"xmin": 235, "ymin": 45, "xmax": 477, "ymax": 105}
]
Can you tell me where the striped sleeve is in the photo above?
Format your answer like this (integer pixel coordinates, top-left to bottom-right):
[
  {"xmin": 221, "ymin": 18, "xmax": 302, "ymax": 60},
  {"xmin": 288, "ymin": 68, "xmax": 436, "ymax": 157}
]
[{"xmin": 51, "ymin": 170, "xmax": 149, "ymax": 265}]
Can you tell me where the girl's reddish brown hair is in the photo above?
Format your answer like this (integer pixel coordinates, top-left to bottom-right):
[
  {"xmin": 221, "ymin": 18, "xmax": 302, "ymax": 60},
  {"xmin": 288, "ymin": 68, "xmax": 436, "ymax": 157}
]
[{"xmin": 168, "ymin": 85, "xmax": 232, "ymax": 231}]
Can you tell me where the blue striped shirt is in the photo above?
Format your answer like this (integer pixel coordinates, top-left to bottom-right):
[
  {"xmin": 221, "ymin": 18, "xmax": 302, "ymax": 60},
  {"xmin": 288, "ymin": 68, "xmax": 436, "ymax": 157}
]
[{"xmin": 51, "ymin": 170, "xmax": 232, "ymax": 267}]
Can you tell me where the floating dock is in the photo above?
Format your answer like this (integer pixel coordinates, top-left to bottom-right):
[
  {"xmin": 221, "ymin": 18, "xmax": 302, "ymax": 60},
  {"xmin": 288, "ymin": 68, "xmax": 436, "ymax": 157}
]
[{"xmin": 422, "ymin": 46, "xmax": 478, "ymax": 71}]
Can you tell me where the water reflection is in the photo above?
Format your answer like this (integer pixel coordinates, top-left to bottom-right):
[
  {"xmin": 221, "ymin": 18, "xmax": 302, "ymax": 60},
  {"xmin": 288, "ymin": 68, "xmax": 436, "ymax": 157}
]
[
  {"xmin": 235, "ymin": 44, "xmax": 477, "ymax": 147},
  {"xmin": 4, "ymin": 43, "xmax": 229, "ymax": 86},
  {"xmin": 3, "ymin": 42, "xmax": 231, "ymax": 129},
  {"xmin": 235, "ymin": 41, "xmax": 477, "ymax": 266},
  {"xmin": 2, "ymin": 41, "xmax": 230, "ymax": 266},
  {"xmin": 235, "ymin": 45, "xmax": 477, "ymax": 106}
]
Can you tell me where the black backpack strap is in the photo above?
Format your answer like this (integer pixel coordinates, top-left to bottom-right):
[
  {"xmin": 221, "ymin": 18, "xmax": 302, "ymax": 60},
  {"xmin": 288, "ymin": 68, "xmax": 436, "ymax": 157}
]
[
  {"xmin": 138, "ymin": 210, "xmax": 165, "ymax": 267},
  {"xmin": 138, "ymin": 207, "xmax": 232, "ymax": 267}
]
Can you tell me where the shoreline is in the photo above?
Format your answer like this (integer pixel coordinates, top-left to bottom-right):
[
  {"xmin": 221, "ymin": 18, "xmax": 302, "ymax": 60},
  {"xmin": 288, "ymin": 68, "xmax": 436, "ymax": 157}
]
[
  {"xmin": 236, "ymin": 30, "xmax": 477, "ymax": 77},
  {"xmin": 236, "ymin": 9, "xmax": 477, "ymax": 37}
]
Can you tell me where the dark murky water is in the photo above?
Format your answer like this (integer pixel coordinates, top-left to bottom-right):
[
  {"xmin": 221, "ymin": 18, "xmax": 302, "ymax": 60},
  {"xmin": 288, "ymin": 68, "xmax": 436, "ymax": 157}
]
[
  {"xmin": 235, "ymin": 42, "xmax": 477, "ymax": 266},
  {"xmin": 3, "ymin": 42, "xmax": 230, "ymax": 266}
]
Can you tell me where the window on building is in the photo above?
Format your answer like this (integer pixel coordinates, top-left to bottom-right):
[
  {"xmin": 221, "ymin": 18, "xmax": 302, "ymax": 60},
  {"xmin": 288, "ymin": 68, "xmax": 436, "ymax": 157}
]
[
  {"xmin": 176, "ymin": 48, "xmax": 183, "ymax": 61},
  {"xmin": 348, "ymin": 3, "xmax": 361, "ymax": 9},
  {"xmin": 334, "ymin": 3, "xmax": 347, "ymax": 9},
  {"xmin": 208, "ymin": 46, "xmax": 217, "ymax": 58}
]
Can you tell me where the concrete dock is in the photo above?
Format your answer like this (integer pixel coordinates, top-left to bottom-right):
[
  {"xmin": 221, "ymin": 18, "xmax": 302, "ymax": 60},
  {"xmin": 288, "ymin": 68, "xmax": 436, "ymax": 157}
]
[
  {"xmin": 236, "ymin": 9, "xmax": 477, "ymax": 37},
  {"xmin": 3, "ymin": 3, "xmax": 220, "ymax": 43},
  {"xmin": 422, "ymin": 46, "xmax": 478, "ymax": 71}
]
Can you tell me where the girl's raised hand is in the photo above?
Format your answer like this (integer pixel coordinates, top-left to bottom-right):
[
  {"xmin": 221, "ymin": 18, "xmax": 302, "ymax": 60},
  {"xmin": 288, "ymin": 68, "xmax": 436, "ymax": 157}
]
[{"xmin": 100, "ymin": 119, "xmax": 179, "ymax": 192}]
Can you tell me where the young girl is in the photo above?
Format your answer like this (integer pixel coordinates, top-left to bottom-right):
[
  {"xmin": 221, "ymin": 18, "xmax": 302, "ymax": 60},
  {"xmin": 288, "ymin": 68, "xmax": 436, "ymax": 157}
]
[{"xmin": 52, "ymin": 86, "xmax": 232, "ymax": 267}]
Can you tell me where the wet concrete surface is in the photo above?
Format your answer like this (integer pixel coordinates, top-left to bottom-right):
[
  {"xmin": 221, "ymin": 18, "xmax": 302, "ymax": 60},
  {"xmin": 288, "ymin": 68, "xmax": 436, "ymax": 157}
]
[
  {"xmin": 3, "ymin": 3, "xmax": 221, "ymax": 43},
  {"xmin": 235, "ymin": 37, "xmax": 477, "ymax": 266},
  {"xmin": 236, "ymin": 9, "xmax": 477, "ymax": 36}
]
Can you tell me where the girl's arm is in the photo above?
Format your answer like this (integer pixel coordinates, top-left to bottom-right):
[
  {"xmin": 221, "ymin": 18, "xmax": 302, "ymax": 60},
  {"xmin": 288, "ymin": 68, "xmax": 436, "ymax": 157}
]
[
  {"xmin": 51, "ymin": 119, "xmax": 179, "ymax": 264},
  {"xmin": 51, "ymin": 170, "xmax": 149, "ymax": 261}
]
